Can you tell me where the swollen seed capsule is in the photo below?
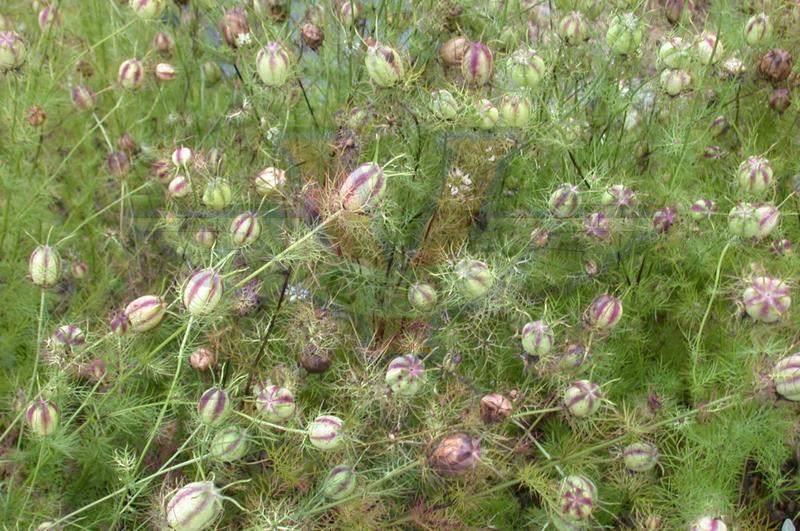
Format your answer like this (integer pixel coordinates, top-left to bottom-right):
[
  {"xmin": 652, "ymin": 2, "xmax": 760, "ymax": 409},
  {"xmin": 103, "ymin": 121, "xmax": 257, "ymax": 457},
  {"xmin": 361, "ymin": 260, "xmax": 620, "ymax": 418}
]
[
  {"xmin": 155, "ymin": 63, "xmax": 177, "ymax": 82},
  {"xmin": 773, "ymin": 354, "xmax": 800, "ymax": 401},
  {"xmin": 428, "ymin": 433, "xmax": 481, "ymax": 477},
  {"xmin": 742, "ymin": 276, "xmax": 790, "ymax": 324},
  {"xmin": 461, "ymin": 42, "xmax": 493, "ymax": 85},
  {"xmin": 455, "ymin": 259, "xmax": 494, "ymax": 300},
  {"xmin": 744, "ymin": 13, "xmax": 771, "ymax": 46},
  {"xmin": 652, "ymin": 206, "xmax": 677, "ymax": 234},
  {"xmin": 499, "ymin": 94, "xmax": 532, "ymax": 127},
  {"xmin": 210, "ymin": 426, "xmax": 249, "ymax": 462},
  {"xmin": 254, "ymin": 384, "xmax": 295, "ymax": 422},
  {"xmin": 26, "ymin": 400, "xmax": 59, "ymax": 437},
  {"xmin": 584, "ymin": 212, "xmax": 611, "ymax": 239},
  {"xmin": 549, "ymin": 184, "xmax": 580, "ymax": 219},
  {"xmin": 563, "ymin": 380, "xmax": 602, "ymax": 417},
  {"xmin": 623, "ymin": 442, "xmax": 659, "ymax": 472},
  {"xmin": 202, "ymin": 179, "xmax": 233, "ymax": 210},
  {"xmin": 171, "ymin": 146, "xmax": 192, "ymax": 168},
  {"xmin": 168, "ymin": 175, "xmax": 191, "ymax": 198},
  {"xmin": 558, "ymin": 11, "xmax": 588, "ymax": 45},
  {"xmin": 439, "ymin": 35, "xmax": 470, "ymax": 67},
  {"xmin": 338, "ymin": 0, "xmax": 362, "ymax": 26},
  {"xmin": 385, "ymin": 354, "xmax": 425, "ymax": 397},
  {"xmin": 230, "ymin": 212, "xmax": 261, "ymax": 246},
  {"xmin": 308, "ymin": 415, "xmax": 345, "ymax": 450},
  {"xmin": 737, "ymin": 156, "xmax": 773, "ymax": 195},
  {"xmin": 601, "ymin": 184, "xmax": 636, "ymax": 215},
  {"xmin": 430, "ymin": 89, "xmax": 458, "ymax": 120},
  {"xmin": 194, "ymin": 228, "xmax": 216, "ymax": 249},
  {"xmin": 475, "ymin": 99, "xmax": 499, "ymax": 129},
  {"xmin": 219, "ymin": 7, "xmax": 250, "ymax": 49},
  {"xmin": 690, "ymin": 517, "xmax": 727, "ymax": 531},
  {"xmin": 507, "ymin": 49, "xmax": 545, "ymax": 88},
  {"xmin": 118, "ymin": 59, "xmax": 144, "ymax": 90},
  {"xmin": 660, "ymin": 68, "xmax": 690, "ymax": 96},
  {"xmin": 606, "ymin": 13, "xmax": 643, "ymax": 55},
  {"xmin": 321, "ymin": 465, "xmax": 357, "ymax": 500},
  {"xmin": 559, "ymin": 475, "xmax": 597, "ymax": 520},
  {"xmin": 658, "ymin": 37, "xmax": 689, "ymax": 69},
  {"xmin": 340, "ymin": 162, "xmax": 386, "ymax": 212},
  {"xmin": 152, "ymin": 31, "xmax": 174, "ymax": 56},
  {"xmin": 0, "ymin": 31, "xmax": 26, "ymax": 71},
  {"xmin": 197, "ymin": 387, "xmax": 231, "ymax": 426},
  {"xmin": 587, "ymin": 294, "xmax": 623, "ymax": 331},
  {"xmin": 408, "ymin": 283, "xmax": 438, "ymax": 312},
  {"xmin": 130, "ymin": 0, "xmax": 162, "ymax": 19},
  {"xmin": 256, "ymin": 42, "xmax": 290, "ymax": 87},
  {"xmin": 165, "ymin": 481, "xmax": 223, "ymax": 531},
  {"xmin": 690, "ymin": 199, "xmax": 716, "ymax": 220},
  {"xmin": 521, "ymin": 320, "xmax": 553, "ymax": 356},
  {"xmin": 52, "ymin": 325, "xmax": 85, "ymax": 349},
  {"xmin": 124, "ymin": 295, "xmax": 166, "ymax": 332},
  {"xmin": 480, "ymin": 393, "xmax": 512, "ymax": 423},
  {"xmin": 365, "ymin": 44, "xmax": 404, "ymax": 87},
  {"xmin": 29, "ymin": 245, "xmax": 61, "ymax": 288},
  {"xmin": 728, "ymin": 203, "xmax": 778, "ymax": 239},
  {"xmin": 182, "ymin": 269, "xmax": 223, "ymax": 316},
  {"xmin": 190, "ymin": 347, "xmax": 216, "ymax": 372},
  {"xmin": 70, "ymin": 85, "xmax": 96, "ymax": 112},
  {"xmin": 254, "ymin": 167, "xmax": 286, "ymax": 196},
  {"xmin": 695, "ymin": 32, "xmax": 723, "ymax": 65}
]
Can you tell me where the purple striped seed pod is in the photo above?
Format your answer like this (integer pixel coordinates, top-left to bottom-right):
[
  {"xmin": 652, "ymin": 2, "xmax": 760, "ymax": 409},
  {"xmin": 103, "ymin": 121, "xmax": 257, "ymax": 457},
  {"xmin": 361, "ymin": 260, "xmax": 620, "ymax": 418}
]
[
  {"xmin": 623, "ymin": 442, "xmax": 659, "ymax": 472},
  {"xmin": 690, "ymin": 516, "xmax": 728, "ymax": 531},
  {"xmin": 171, "ymin": 146, "xmax": 193, "ymax": 168},
  {"xmin": 29, "ymin": 245, "xmax": 61, "ymax": 288},
  {"xmin": 728, "ymin": 203, "xmax": 779, "ymax": 239},
  {"xmin": 560, "ymin": 342, "xmax": 588, "ymax": 370},
  {"xmin": 584, "ymin": 212, "xmax": 611, "ymax": 239},
  {"xmin": 340, "ymin": 162, "xmax": 386, "ymax": 212},
  {"xmin": 771, "ymin": 239, "xmax": 793, "ymax": 256},
  {"xmin": 407, "ymin": 283, "xmax": 438, "ymax": 312},
  {"xmin": 659, "ymin": 37, "xmax": 689, "ymax": 69},
  {"xmin": 736, "ymin": 156, "xmax": 772, "ymax": 195},
  {"xmin": 38, "ymin": 6, "xmax": 60, "ymax": 30},
  {"xmin": 219, "ymin": 7, "xmax": 250, "ymax": 49},
  {"xmin": 109, "ymin": 311, "xmax": 130, "ymax": 335},
  {"xmin": 548, "ymin": 184, "xmax": 581, "ymax": 219},
  {"xmin": 154, "ymin": 63, "xmax": 177, "ymax": 82},
  {"xmin": 773, "ymin": 353, "xmax": 800, "ymax": 401},
  {"xmin": 124, "ymin": 295, "xmax": 166, "ymax": 332},
  {"xmin": 652, "ymin": 206, "xmax": 677, "ymax": 234},
  {"xmin": 307, "ymin": 415, "xmax": 345, "ymax": 450},
  {"xmin": 601, "ymin": 185, "xmax": 636, "ymax": 215},
  {"xmin": 254, "ymin": 384, "xmax": 295, "ymax": 422},
  {"xmin": 507, "ymin": 49, "xmax": 545, "ymax": 88},
  {"xmin": 455, "ymin": 259, "xmax": 494, "ymax": 300},
  {"xmin": 742, "ymin": 276, "xmax": 790, "ymax": 324},
  {"xmin": 475, "ymin": 99, "xmax": 499, "ymax": 129},
  {"xmin": 499, "ymin": 94, "xmax": 532, "ymax": 127},
  {"xmin": 385, "ymin": 355, "xmax": 425, "ymax": 397},
  {"xmin": 430, "ymin": 89, "xmax": 458, "ymax": 120},
  {"xmin": 152, "ymin": 31, "xmax": 174, "ymax": 56},
  {"xmin": 210, "ymin": 426, "xmax": 249, "ymax": 462},
  {"xmin": 183, "ymin": 269, "xmax": 223, "ymax": 316},
  {"xmin": 117, "ymin": 59, "xmax": 144, "ymax": 90},
  {"xmin": 150, "ymin": 159, "xmax": 171, "ymax": 183},
  {"xmin": 587, "ymin": 294, "xmax": 623, "ymax": 331},
  {"xmin": 521, "ymin": 320, "xmax": 553, "ymax": 356},
  {"xmin": 365, "ymin": 44, "xmax": 404, "ymax": 87},
  {"xmin": 660, "ymin": 68, "xmax": 691, "ymax": 96},
  {"xmin": 745, "ymin": 13, "xmax": 771, "ymax": 46},
  {"xmin": 230, "ymin": 212, "xmax": 262, "ymax": 246},
  {"xmin": 0, "ymin": 31, "xmax": 26, "ymax": 71},
  {"xmin": 168, "ymin": 175, "xmax": 191, "ymax": 198},
  {"xmin": 107, "ymin": 151, "xmax": 130, "ymax": 177},
  {"xmin": 254, "ymin": 167, "xmax": 286, "ymax": 196},
  {"xmin": 480, "ymin": 393, "xmax": 512, "ymax": 423},
  {"xmin": 694, "ymin": 32, "xmax": 723, "ymax": 65},
  {"xmin": 461, "ymin": 42, "xmax": 493, "ymax": 85},
  {"xmin": 690, "ymin": 199, "xmax": 716, "ymax": 220},
  {"xmin": 52, "ymin": 325, "xmax": 85, "ymax": 349},
  {"xmin": 70, "ymin": 85, "xmax": 96, "ymax": 112},
  {"xmin": 197, "ymin": 387, "xmax": 231, "ymax": 426},
  {"xmin": 71, "ymin": 260, "xmax": 88, "ymax": 279},
  {"xmin": 129, "ymin": 0, "xmax": 163, "ymax": 19},
  {"xmin": 338, "ymin": 0, "xmax": 362, "ymax": 26},
  {"xmin": 26, "ymin": 400, "xmax": 59, "ymax": 437},
  {"xmin": 321, "ymin": 465, "xmax": 357, "ymax": 500},
  {"xmin": 165, "ymin": 481, "xmax": 223, "ymax": 531},
  {"xmin": 194, "ymin": 228, "xmax": 216, "ymax": 249},
  {"xmin": 559, "ymin": 475, "xmax": 597, "ymax": 520},
  {"xmin": 202, "ymin": 179, "xmax": 233, "ymax": 210},
  {"xmin": 563, "ymin": 380, "xmax": 602, "ymax": 417},
  {"xmin": 769, "ymin": 88, "xmax": 791, "ymax": 114},
  {"xmin": 256, "ymin": 42, "xmax": 291, "ymax": 87},
  {"xmin": 428, "ymin": 433, "xmax": 481, "ymax": 477},
  {"xmin": 558, "ymin": 11, "xmax": 588, "ymax": 45}
]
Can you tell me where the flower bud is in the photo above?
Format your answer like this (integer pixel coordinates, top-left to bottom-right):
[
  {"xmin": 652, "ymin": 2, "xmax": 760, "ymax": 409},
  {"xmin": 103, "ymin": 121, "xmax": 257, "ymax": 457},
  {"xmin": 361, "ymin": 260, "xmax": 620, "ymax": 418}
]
[
  {"xmin": 773, "ymin": 353, "xmax": 800, "ymax": 401},
  {"xmin": 308, "ymin": 415, "xmax": 345, "ymax": 450},
  {"xmin": 254, "ymin": 384, "xmax": 295, "ymax": 422},
  {"xmin": 338, "ymin": 0, "xmax": 362, "ymax": 26},
  {"xmin": 301, "ymin": 22, "xmax": 324, "ymax": 50},
  {"xmin": 165, "ymin": 482, "xmax": 223, "ymax": 531},
  {"xmin": 455, "ymin": 259, "xmax": 494, "ymax": 299},
  {"xmin": 558, "ymin": 11, "xmax": 588, "ymax": 46},
  {"xmin": 563, "ymin": 379, "xmax": 602, "ymax": 417},
  {"xmin": 428, "ymin": 433, "xmax": 481, "ymax": 477},
  {"xmin": 480, "ymin": 393, "xmax": 512, "ymax": 423},
  {"xmin": 202, "ymin": 61, "xmax": 222, "ymax": 86},
  {"xmin": 660, "ymin": 68, "xmax": 690, "ymax": 96},
  {"xmin": 70, "ymin": 84, "xmax": 96, "ymax": 111},
  {"xmin": 623, "ymin": 442, "xmax": 659, "ymax": 472},
  {"xmin": 769, "ymin": 88, "xmax": 791, "ymax": 114},
  {"xmin": 601, "ymin": 184, "xmax": 636, "ymax": 215},
  {"xmin": 461, "ymin": 42, "xmax": 493, "ymax": 85},
  {"xmin": 365, "ymin": 44, "xmax": 404, "ymax": 87},
  {"xmin": 109, "ymin": 311, "xmax": 130, "ymax": 335},
  {"xmin": 737, "ymin": 156, "xmax": 772, "ymax": 195},
  {"xmin": 210, "ymin": 426, "xmax": 249, "ymax": 462},
  {"xmin": 219, "ymin": 8, "xmax": 250, "ymax": 49},
  {"xmin": 152, "ymin": 31, "xmax": 173, "ymax": 56},
  {"xmin": 168, "ymin": 175, "xmax": 191, "ymax": 198},
  {"xmin": 256, "ymin": 42, "xmax": 291, "ymax": 87},
  {"xmin": 197, "ymin": 387, "xmax": 231, "ymax": 426},
  {"xmin": 0, "ymin": 31, "xmax": 26, "ymax": 71},
  {"xmin": 430, "ymin": 89, "xmax": 458, "ymax": 120},
  {"xmin": 559, "ymin": 475, "xmax": 597, "ymax": 520},
  {"xmin": 230, "ymin": 212, "xmax": 262, "ymax": 246},
  {"xmin": 548, "ymin": 184, "xmax": 580, "ymax": 218},
  {"xmin": 385, "ymin": 354, "xmax": 425, "ymax": 397},
  {"xmin": 53, "ymin": 324, "xmax": 85, "ymax": 349},
  {"xmin": 475, "ymin": 99, "xmax": 499, "ymax": 129},
  {"xmin": 689, "ymin": 199, "xmax": 716, "ymax": 220},
  {"xmin": 587, "ymin": 294, "xmax": 623, "ymax": 331},
  {"xmin": 606, "ymin": 13, "xmax": 643, "ymax": 55},
  {"xmin": 584, "ymin": 212, "xmax": 611, "ymax": 239},
  {"xmin": 408, "ymin": 283, "xmax": 438, "ymax": 312},
  {"xmin": 439, "ymin": 35, "xmax": 470, "ymax": 67},
  {"xmin": 183, "ymin": 269, "xmax": 223, "ymax": 315},
  {"xmin": 499, "ymin": 94, "xmax": 532, "ymax": 127},
  {"xmin": 154, "ymin": 63, "xmax": 176, "ymax": 82},
  {"xmin": 321, "ymin": 465, "xmax": 357, "ymax": 500},
  {"xmin": 690, "ymin": 517, "xmax": 727, "ymax": 531},
  {"xmin": 652, "ymin": 206, "xmax": 677, "ymax": 234},
  {"xmin": 507, "ymin": 49, "xmax": 545, "ymax": 88},
  {"xmin": 340, "ymin": 162, "xmax": 386, "ymax": 211},
  {"xmin": 130, "ymin": 0, "xmax": 162, "ymax": 19},
  {"xmin": 29, "ymin": 245, "xmax": 61, "ymax": 288},
  {"xmin": 521, "ymin": 320, "xmax": 553, "ymax": 356},
  {"xmin": 744, "ymin": 13, "xmax": 771, "ymax": 46},
  {"xmin": 117, "ymin": 59, "xmax": 144, "ymax": 90},
  {"xmin": 26, "ymin": 400, "xmax": 59, "ymax": 436},
  {"xmin": 727, "ymin": 203, "xmax": 778, "ymax": 240},
  {"xmin": 202, "ymin": 179, "xmax": 232, "ymax": 210},
  {"xmin": 124, "ymin": 295, "xmax": 166, "ymax": 332},
  {"xmin": 658, "ymin": 37, "xmax": 689, "ymax": 69},
  {"xmin": 38, "ymin": 6, "xmax": 59, "ymax": 30},
  {"xmin": 758, "ymin": 49, "xmax": 792, "ymax": 83},
  {"xmin": 694, "ymin": 32, "xmax": 723, "ymax": 65},
  {"xmin": 190, "ymin": 347, "xmax": 216, "ymax": 372},
  {"xmin": 742, "ymin": 276, "xmax": 790, "ymax": 324}
]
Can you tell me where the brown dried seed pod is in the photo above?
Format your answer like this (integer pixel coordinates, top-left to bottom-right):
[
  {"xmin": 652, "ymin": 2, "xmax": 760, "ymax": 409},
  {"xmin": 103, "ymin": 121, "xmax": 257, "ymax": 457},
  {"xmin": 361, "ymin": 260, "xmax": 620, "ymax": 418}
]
[
  {"xmin": 301, "ymin": 23, "xmax": 324, "ymax": 50},
  {"xmin": 428, "ymin": 433, "xmax": 481, "ymax": 477},
  {"xmin": 769, "ymin": 88, "xmax": 791, "ymax": 114},
  {"xmin": 758, "ymin": 49, "xmax": 793, "ymax": 83},
  {"xmin": 480, "ymin": 393, "xmax": 512, "ymax": 423},
  {"xmin": 300, "ymin": 346, "xmax": 332, "ymax": 374},
  {"xmin": 190, "ymin": 347, "xmax": 217, "ymax": 372}
]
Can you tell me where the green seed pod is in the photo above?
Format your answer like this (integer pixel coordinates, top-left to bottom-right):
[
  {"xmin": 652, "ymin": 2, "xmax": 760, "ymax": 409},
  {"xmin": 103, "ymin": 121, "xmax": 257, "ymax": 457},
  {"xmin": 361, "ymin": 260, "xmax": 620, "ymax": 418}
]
[
  {"xmin": 623, "ymin": 442, "xmax": 659, "ymax": 472},
  {"xmin": 124, "ymin": 295, "xmax": 166, "ymax": 332},
  {"xmin": 455, "ymin": 259, "xmax": 494, "ymax": 300},
  {"xmin": 385, "ymin": 354, "xmax": 425, "ymax": 397},
  {"xmin": 694, "ymin": 32, "xmax": 723, "ymax": 65},
  {"xmin": 548, "ymin": 184, "xmax": 581, "ymax": 218},
  {"xmin": 230, "ymin": 212, "xmax": 262, "ymax": 246},
  {"xmin": 253, "ymin": 166, "xmax": 286, "ymax": 197},
  {"xmin": 117, "ymin": 59, "xmax": 144, "ymax": 90},
  {"xmin": 202, "ymin": 179, "xmax": 232, "ymax": 210},
  {"xmin": 308, "ymin": 415, "xmax": 345, "ymax": 450},
  {"xmin": 499, "ymin": 94, "xmax": 532, "ymax": 127},
  {"xmin": 182, "ymin": 269, "xmax": 223, "ymax": 316},
  {"xmin": 660, "ymin": 68, "xmax": 690, "ymax": 96},
  {"xmin": 521, "ymin": 320, "xmax": 553, "ymax": 356},
  {"xmin": 430, "ymin": 89, "xmax": 458, "ymax": 120},
  {"xmin": 658, "ymin": 37, "xmax": 689, "ymax": 68},
  {"xmin": 26, "ymin": 400, "xmax": 59, "ymax": 437},
  {"xmin": 690, "ymin": 516, "xmax": 727, "ymax": 531},
  {"xmin": 744, "ymin": 13, "xmax": 771, "ymax": 46},
  {"xmin": 210, "ymin": 426, "xmax": 249, "ymax": 462},
  {"xmin": 507, "ymin": 49, "xmax": 546, "ymax": 88},
  {"xmin": 168, "ymin": 176, "xmax": 191, "ymax": 198},
  {"xmin": 197, "ymin": 387, "xmax": 231, "ymax": 426},
  {"xmin": 558, "ymin": 11, "xmax": 588, "ymax": 45},
  {"xmin": 727, "ymin": 203, "xmax": 778, "ymax": 240},
  {"xmin": 586, "ymin": 294, "xmax": 623, "ymax": 331},
  {"xmin": 736, "ymin": 156, "xmax": 773, "ymax": 195},
  {"xmin": 29, "ymin": 245, "xmax": 61, "ymax": 288},
  {"xmin": 365, "ymin": 44, "xmax": 404, "ymax": 87},
  {"xmin": 742, "ymin": 276, "xmax": 790, "ymax": 324},
  {"xmin": 475, "ymin": 99, "xmax": 499, "ymax": 129},
  {"xmin": 202, "ymin": 61, "xmax": 222, "ymax": 86},
  {"xmin": 256, "ymin": 42, "xmax": 291, "ymax": 87},
  {"xmin": 408, "ymin": 283, "xmax": 438, "ymax": 312},
  {"xmin": 606, "ymin": 13, "xmax": 643, "ymax": 55},
  {"xmin": 165, "ymin": 481, "xmax": 223, "ymax": 531},
  {"xmin": 321, "ymin": 465, "xmax": 357, "ymax": 500},
  {"xmin": 129, "ymin": 0, "xmax": 163, "ymax": 19},
  {"xmin": 254, "ymin": 383, "xmax": 295, "ymax": 422},
  {"xmin": 773, "ymin": 353, "xmax": 800, "ymax": 401},
  {"xmin": 340, "ymin": 162, "xmax": 386, "ymax": 212},
  {"xmin": 461, "ymin": 42, "xmax": 493, "ymax": 85},
  {"xmin": 689, "ymin": 199, "xmax": 716, "ymax": 220},
  {"xmin": 0, "ymin": 31, "xmax": 26, "ymax": 71},
  {"xmin": 559, "ymin": 475, "xmax": 597, "ymax": 520},
  {"xmin": 563, "ymin": 380, "xmax": 602, "ymax": 417}
]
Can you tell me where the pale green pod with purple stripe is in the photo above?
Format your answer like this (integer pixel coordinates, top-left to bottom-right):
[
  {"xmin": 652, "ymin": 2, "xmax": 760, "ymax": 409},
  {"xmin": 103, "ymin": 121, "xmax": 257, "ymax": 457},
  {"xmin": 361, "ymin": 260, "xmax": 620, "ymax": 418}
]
[
  {"xmin": 521, "ymin": 320, "xmax": 553, "ymax": 356},
  {"xmin": 737, "ymin": 156, "xmax": 773, "ymax": 195},
  {"xmin": 548, "ymin": 184, "xmax": 580, "ymax": 219},
  {"xmin": 165, "ymin": 481, "xmax": 223, "ymax": 531},
  {"xmin": 587, "ymin": 294, "xmax": 623, "ymax": 331},
  {"xmin": 26, "ymin": 400, "xmax": 59, "ymax": 437},
  {"xmin": 197, "ymin": 387, "xmax": 231, "ymax": 426},
  {"xmin": 254, "ymin": 383, "xmax": 295, "ymax": 422},
  {"xmin": 461, "ymin": 42, "xmax": 493, "ymax": 85},
  {"xmin": 129, "ymin": 0, "xmax": 163, "ymax": 19},
  {"xmin": 29, "ymin": 245, "xmax": 61, "ymax": 288},
  {"xmin": 623, "ymin": 442, "xmax": 659, "ymax": 472},
  {"xmin": 0, "ymin": 31, "xmax": 26, "ymax": 71},
  {"xmin": 742, "ymin": 276, "xmax": 790, "ymax": 324},
  {"xmin": 125, "ymin": 295, "xmax": 166, "ymax": 332},
  {"xmin": 385, "ymin": 354, "xmax": 425, "ymax": 397},
  {"xmin": 202, "ymin": 179, "xmax": 232, "ymax": 211},
  {"xmin": 563, "ymin": 380, "xmax": 602, "ymax": 417},
  {"xmin": 117, "ymin": 59, "xmax": 144, "ymax": 90},
  {"xmin": 256, "ymin": 42, "xmax": 290, "ymax": 87},
  {"xmin": 182, "ymin": 269, "xmax": 223, "ymax": 316},
  {"xmin": 559, "ymin": 475, "xmax": 596, "ymax": 520},
  {"xmin": 690, "ymin": 516, "xmax": 728, "ymax": 531},
  {"xmin": 499, "ymin": 94, "xmax": 532, "ymax": 127},
  {"xmin": 210, "ymin": 426, "xmax": 249, "ymax": 462},
  {"xmin": 744, "ymin": 13, "xmax": 771, "ymax": 46},
  {"xmin": 408, "ymin": 283, "xmax": 438, "ymax": 312},
  {"xmin": 507, "ymin": 49, "xmax": 545, "ymax": 88},
  {"xmin": 455, "ymin": 259, "xmax": 494, "ymax": 300},
  {"xmin": 321, "ymin": 465, "xmax": 357, "ymax": 500},
  {"xmin": 308, "ymin": 414, "xmax": 345, "ymax": 450},
  {"xmin": 230, "ymin": 212, "xmax": 262, "ymax": 246},
  {"xmin": 365, "ymin": 44, "xmax": 404, "ymax": 87},
  {"xmin": 773, "ymin": 353, "xmax": 800, "ymax": 401},
  {"xmin": 340, "ymin": 162, "xmax": 386, "ymax": 212}
]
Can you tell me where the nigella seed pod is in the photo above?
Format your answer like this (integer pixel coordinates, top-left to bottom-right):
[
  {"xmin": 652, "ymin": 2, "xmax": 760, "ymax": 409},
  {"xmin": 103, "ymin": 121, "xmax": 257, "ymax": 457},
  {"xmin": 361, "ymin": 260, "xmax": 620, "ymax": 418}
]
[
  {"xmin": 202, "ymin": 179, "xmax": 233, "ymax": 210},
  {"xmin": 152, "ymin": 31, "xmax": 174, "ymax": 56},
  {"xmin": 52, "ymin": 324, "xmax": 85, "ymax": 349},
  {"xmin": 758, "ymin": 49, "xmax": 792, "ymax": 83},
  {"xmin": 210, "ymin": 426, "xmax": 249, "ymax": 462},
  {"xmin": 507, "ymin": 49, "xmax": 545, "ymax": 88},
  {"xmin": 584, "ymin": 212, "xmax": 611, "ymax": 239},
  {"xmin": 38, "ymin": 6, "xmax": 60, "ymax": 30},
  {"xmin": 308, "ymin": 415, "xmax": 345, "ymax": 450},
  {"xmin": 475, "ymin": 99, "xmax": 499, "ymax": 129},
  {"xmin": 652, "ymin": 206, "xmax": 677, "ymax": 234},
  {"xmin": 194, "ymin": 228, "xmax": 216, "ymax": 249},
  {"xmin": 461, "ymin": 42, "xmax": 493, "ymax": 85},
  {"xmin": 689, "ymin": 199, "xmax": 716, "ymax": 220},
  {"xmin": 694, "ymin": 32, "xmax": 723, "ymax": 65},
  {"xmin": 587, "ymin": 294, "xmax": 623, "ymax": 331},
  {"xmin": 190, "ymin": 347, "xmax": 216, "ymax": 372},
  {"xmin": 124, "ymin": 295, "xmax": 166, "ymax": 332},
  {"xmin": 365, "ymin": 44, "xmax": 404, "ymax": 87},
  {"xmin": 117, "ymin": 59, "xmax": 144, "ymax": 90},
  {"xmin": 744, "ymin": 13, "xmax": 771, "ymax": 46},
  {"xmin": 408, "ymin": 283, "xmax": 438, "ymax": 312},
  {"xmin": 29, "ymin": 245, "xmax": 61, "ymax": 288},
  {"xmin": 71, "ymin": 260, "xmax": 88, "ymax": 279},
  {"xmin": 601, "ymin": 184, "xmax": 636, "ymax": 216},
  {"xmin": 772, "ymin": 354, "xmax": 800, "ymax": 401},
  {"xmin": 0, "ymin": 31, "xmax": 26, "ymax": 71},
  {"xmin": 182, "ymin": 269, "xmax": 223, "ymax": 315},
  {"xmin": 155, "ymin": 63, "xmax": 177, "ymax": 82},
  {"xmin": 151, "ymin": 159, "xmax": 171, "ymax": 183},
  {"xmin": 171, "ymin": 146, "xmax": 193, "ymax": 168},
  {"xmin": 768, "ymin": 88, "xmax": 791, "ymax": 114},
  {"xmin": 606, "ymin": 13, "xmax": 643, "ymax": 55},
  {"xmin": 711, "ymin": 115, "xmax": 729, "ymax": 137},
  {"xmin": 107, "ymin": 151, "xmax": 130, "ymax": 177},
  {"xmin": 70, "ymin": 85, "xmax": 96, "ymax": 111},
  {"xmin": 521, "ymin": 320, "xmax": 553, "ymax": 356},
  {"xmin": 219, "ymin": 8, "xmax": 250, "ymax": 49},
  {"xmin": 623, "ymin": 442, "xmax": 659, "ymax": 472},
  {"xmin": 690, "ymin": 517, "xmax": 727, "ymax": 531},
  {"xmin": 255, "ymin": 384, "xmax": 295, "ymax": 422},
  {"xmin": 771, "ymin": 239, "xmax": 793, "ymax": 256},
  {"xmin": 660, "ymin": 69, "xmax": 690, "ymax": 96},
  {"xmin": 202, "ymin": 61, "xmax": 222, "ymax": 86},
  {"xmin": 338, "ymin": 0, "xmax": 362, "ymax": 26},
  {"xmin": 165, "ymin": 482, "xmax": 223, "ymax": 531},
  {"xmin": 430, "ymin": 89, "xmax": 458, "ymax": 120},
  {"xmin": 168, "ymin": 175, "xmax": 191, "ymax": 198},
  {"xmin": 742, "ymin": 276, "xmax": 790, "ymax": 324},
  {"xmin": 658, "ymin": 37, "xmax": 689, "ymax": 69},
  {"xmin": 385, "ymin": 354, "xmax": 425, "ymax": 397},
  {"xmin": 727, "ymin": 203, "xmax": 779, "ymax": 240},
  {"xmin": 737, "ymin": 156, "xmax": 773, "ymax": 195},
  {"xmin": 26, "ymin": 400, "xmax": 59, "ymax": 437},
  {"xmin": 480, "ymin": 393, "xmax": 512, "ymax": 423},
  {"xmin": 563, "ymin": 380, "xmax": 602, "ymax": 417},
  {"xmin": 559, "ymin": 475, "xmax": 597, "ymax": 520},
  {"xmin": 229, "ymin": 212, "xmax": 262, "ymax": 246},
  {"xmin": 428, "ymin": 433, "xmax": 481, "ymax": 477},
  {"xmin": 197, "ymin": 387, "xmax": 231, "ymax": 426},
  {"xmin": 130, "ymin": 0, "xmax": 162, "ymax": 20},
  {"xmin": 548, "ymin": 184, "xmax": 580, "ymax": 219},
  {"xmin": 340, "ymin": 162, "xmax": 386, "ymax": 212},
  {"xmin": 499, "ymin": 94, "xmax": 532, "ymax": 127},
  {"xmin": 558, "ymin": 11, "xmax": 588, "ymax": 46},
  {"xmin": 321, "ymin": 465, "xmax": 357, "ymax": 500},
  {"xmin": 300, "ymin": 346, "xmax": 332, "ymax": 374},
  {"xmin": 27, "ymin": 106, "xmax": 46, "ymax": 127},
  {"xmin": 439, "ymin": 35, "xmax": 470, "ymax": 67},
  {"xmin": 256, "ymin": 42, "xmax": 291, "ymax": 87},
  {"xmin": 455, "ymin": 259, "xmax": 494, "ymax": 300},
  {"xmin": 665, "ymin": 0, "xmax": 690, "ymax": 24},
  {"xmin": 109, "ymin": 311, "xmax": 130, "ymax": 335},
  {"xmin": 301, "ymin": 23, "xmax": 324, "ymax": 50}
]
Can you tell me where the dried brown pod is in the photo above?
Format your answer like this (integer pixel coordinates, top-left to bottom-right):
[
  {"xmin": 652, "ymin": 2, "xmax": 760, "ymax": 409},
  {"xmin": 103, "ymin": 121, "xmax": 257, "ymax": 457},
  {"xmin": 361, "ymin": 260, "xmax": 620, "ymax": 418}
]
[
  {"xmin": 27, "ymin": 105, "xmax": 46, "ymax": 127},
  {"xmin": 769, "ymin": 88, "xmax": 791, "ymax": 114},
  {"xmin": 480, "ymin": 393, "xmax": 512, "ymax": 423},
  {"xmin": 439, "ymin": 35, "xmax": 470, "ymax": 67},
  {"xmin": 300, "ymin": 346, "xmax": 332, "ymax": 374},
  {"xmin": 301, "ymin": 23, "xmax": 324, "ymax": 50},
  {"xmin": 758, "ymin": 49, "xmax": 793, "ymax": 83},
  {"xmin": 107, "ymin": 151, "xmax": 130, "ymax": 177},
  {"xmin": 219, "ymin": 8, "xmax": 250, "ymax": 49},
  {"xmin": 427, "ymin": 433, "xmax": 481, "ymax": 477},
  {"xmin": 190, "ymin": 347, "xmax": 217, "ymax": 372},
  {"xmin": 117, "ymin": 132, "xmax": 138, "ymax": 154}
]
